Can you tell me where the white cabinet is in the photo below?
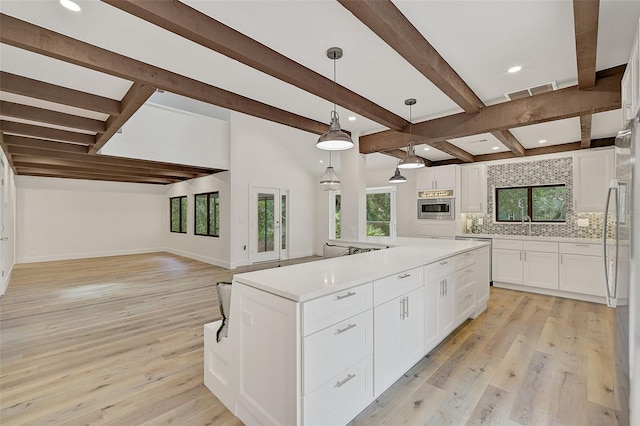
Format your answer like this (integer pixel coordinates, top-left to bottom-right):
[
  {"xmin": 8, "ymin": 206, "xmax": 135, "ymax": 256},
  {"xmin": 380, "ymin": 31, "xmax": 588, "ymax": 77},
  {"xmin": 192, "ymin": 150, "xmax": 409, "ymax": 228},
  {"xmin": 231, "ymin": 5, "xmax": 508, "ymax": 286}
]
[
  {"xmin": 374, "ymin": 287, "xmax": 424, "ymax": 396},
  {"xmin": 473, "ymin": 246, "xmax": 491, "ymax": 312},
  {"xmin": 416, "ymin": 165, "xmax": 457, "ymax": 190},
  {"xmin": 438, "ymin": 274, "xmax": 455, "ymax": 337},
  {"xmin": 493, "ymin": 239, "xmax": 559, "ymax": 290},
  {"xmin": 573, "ymin": 149, "xmax": 614, "ymax": 213},
  {"xmin": 423, "ymin": 278, "xmax": 440, "ymax": 351},
  {"xmin": 622, "ymin": 19, "xmax": 639, "ymax": 124},
  {"xmin": 558, "ymin": 243, "xmax": 605, "ymax": 297},
  {"xmin": 460, "ymin": 164, "xmax": 487, "ymax": 213},
  {"xmin": 454, "ymin": 266, "xmax": 476, "ymax": 323}
]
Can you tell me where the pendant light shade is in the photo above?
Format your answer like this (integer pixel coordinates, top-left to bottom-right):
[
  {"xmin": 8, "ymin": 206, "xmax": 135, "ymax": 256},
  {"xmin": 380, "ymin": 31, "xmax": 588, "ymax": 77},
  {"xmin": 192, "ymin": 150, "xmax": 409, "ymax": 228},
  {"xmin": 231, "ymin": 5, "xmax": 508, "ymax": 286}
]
[
  {"xmin": 398, "ymin": 98, "xmax": 425, "ymax": 169},
  {"xmin": 320, "ymin": 152, "xmax": 340, "ymax": 191},
  {"xmin": 388, "ymin": 166, "xmax": 407, "ymax": 183},
  {"xmin": 317, "ymin": 47, "xmax": 354, "ymax": 151}
]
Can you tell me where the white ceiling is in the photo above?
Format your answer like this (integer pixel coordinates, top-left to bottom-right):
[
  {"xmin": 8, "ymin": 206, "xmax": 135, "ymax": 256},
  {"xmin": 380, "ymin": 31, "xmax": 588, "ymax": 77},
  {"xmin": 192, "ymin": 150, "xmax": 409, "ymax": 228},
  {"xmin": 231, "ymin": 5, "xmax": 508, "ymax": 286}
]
[{"xmin": 1, "ymin": 0, "xmax": 639, "ymax": 162}]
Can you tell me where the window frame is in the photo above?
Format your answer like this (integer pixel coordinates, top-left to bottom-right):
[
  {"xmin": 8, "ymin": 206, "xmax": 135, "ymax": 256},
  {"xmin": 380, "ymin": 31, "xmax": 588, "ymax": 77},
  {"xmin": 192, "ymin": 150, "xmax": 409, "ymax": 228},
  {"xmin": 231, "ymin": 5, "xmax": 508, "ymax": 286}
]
[
  {"xmin": 194, "ymin": 191, "xmax": 220, "ymax": 237},
  {"xmin": 366, "ymin": 186, "xmax": 397, "ymax": 237},
  {"xmin": 170, "ymin": 196, "xmax": 188, "ymax": 233},
  {"xmin": 495, "ymin": 184, "xmax": 566, "ymax": 223}
]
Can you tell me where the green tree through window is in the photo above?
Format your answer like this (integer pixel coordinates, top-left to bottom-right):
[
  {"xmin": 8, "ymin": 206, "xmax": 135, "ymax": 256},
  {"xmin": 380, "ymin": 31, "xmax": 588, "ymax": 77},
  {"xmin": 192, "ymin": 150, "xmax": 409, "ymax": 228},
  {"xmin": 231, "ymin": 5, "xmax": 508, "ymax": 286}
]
[
  {"xmin": 170, "ymin": 196, "xmax": 187, "ymax": 233},
  {"xmin": 496, "ymin": 185, "xmax": 566, "ymax": 222},
  {"xmin": 195, "ymin": 192, "xmax": 219, "ymax": 237}
]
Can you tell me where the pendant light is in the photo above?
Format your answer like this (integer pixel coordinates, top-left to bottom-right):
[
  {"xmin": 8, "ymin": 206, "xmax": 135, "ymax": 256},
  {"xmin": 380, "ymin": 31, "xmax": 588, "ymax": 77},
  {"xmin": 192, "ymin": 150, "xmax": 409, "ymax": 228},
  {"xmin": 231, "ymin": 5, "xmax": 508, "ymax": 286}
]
[
  {"xmin": 320, "ymin": 151, "xmax": 340, "ymax": 191},
  {"xmin": 398, "ymin": 98, "xmax": 425, "ymax": 169},
  {"xmin": 316, "ymin": 47, "xmax": 354, "ymax": 151},
  {"xmin": 388, "ymin": 160, "xmax": 407, "ymax": 184}
]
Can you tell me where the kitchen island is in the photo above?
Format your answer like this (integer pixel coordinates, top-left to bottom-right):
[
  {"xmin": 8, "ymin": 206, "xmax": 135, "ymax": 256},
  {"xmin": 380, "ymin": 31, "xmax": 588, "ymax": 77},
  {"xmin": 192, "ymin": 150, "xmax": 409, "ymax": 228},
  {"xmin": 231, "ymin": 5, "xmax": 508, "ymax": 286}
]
[{"xmin": 204, "ymin": 237, "xmax": 490, "ymax": 426}]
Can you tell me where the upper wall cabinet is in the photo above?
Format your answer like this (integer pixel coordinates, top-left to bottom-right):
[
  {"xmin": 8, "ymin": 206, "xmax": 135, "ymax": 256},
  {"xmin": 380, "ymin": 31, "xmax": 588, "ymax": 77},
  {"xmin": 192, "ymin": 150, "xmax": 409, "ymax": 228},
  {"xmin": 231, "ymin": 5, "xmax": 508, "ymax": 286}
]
[
  {"xmin": 460, "ymin": 164, "xmax": 487, "ymax": 213},
  {"xmin": 573, "ymin": 149, "xmax": 614, "ymax": 213},
  {"xmin": 622, "ymin": 18, "xmax": 640, "ymax": 125},
  {"xmin": 416, "ymin": 165, "xmax": 457, "ymax": 190}
]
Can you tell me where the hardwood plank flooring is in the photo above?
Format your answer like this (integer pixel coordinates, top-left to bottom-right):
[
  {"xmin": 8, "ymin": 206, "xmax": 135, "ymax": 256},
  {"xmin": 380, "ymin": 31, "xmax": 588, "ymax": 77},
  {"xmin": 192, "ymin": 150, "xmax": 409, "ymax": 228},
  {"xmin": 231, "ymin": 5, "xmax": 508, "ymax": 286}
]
[{"xmin": 0, "ymin": 253, "xmax": 624, "ymax": 425}]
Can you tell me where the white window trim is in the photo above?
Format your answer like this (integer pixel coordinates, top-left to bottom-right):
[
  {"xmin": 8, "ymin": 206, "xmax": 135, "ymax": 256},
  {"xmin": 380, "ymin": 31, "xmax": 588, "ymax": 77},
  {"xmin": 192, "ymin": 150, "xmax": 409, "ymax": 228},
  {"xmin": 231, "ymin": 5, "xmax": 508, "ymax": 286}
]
[{"xmin": 329, "ymin": 186, "xmax": 397, "ymax": 239}]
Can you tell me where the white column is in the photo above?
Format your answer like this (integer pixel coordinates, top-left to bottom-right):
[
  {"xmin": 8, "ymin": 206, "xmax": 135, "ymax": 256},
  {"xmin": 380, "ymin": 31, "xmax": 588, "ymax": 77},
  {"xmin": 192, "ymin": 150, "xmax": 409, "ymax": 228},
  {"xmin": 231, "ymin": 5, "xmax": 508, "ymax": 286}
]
[{"xmin": 339, "ymin": 134, "xmax": 366, "ymax": 240}]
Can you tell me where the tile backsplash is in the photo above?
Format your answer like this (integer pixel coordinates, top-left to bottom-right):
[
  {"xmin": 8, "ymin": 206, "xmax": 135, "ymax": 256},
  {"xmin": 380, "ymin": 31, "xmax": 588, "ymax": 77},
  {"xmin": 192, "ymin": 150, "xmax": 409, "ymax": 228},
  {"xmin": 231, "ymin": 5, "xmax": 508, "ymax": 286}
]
[{"xmin": 464, "ymin": 156, "xmax": 612, "ymax": 239}]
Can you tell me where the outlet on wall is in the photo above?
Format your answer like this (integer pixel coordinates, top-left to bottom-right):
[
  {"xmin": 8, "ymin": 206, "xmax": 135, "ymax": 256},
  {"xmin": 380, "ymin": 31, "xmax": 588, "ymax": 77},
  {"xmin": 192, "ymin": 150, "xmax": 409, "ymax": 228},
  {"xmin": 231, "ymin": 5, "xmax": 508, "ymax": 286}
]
[
  {"xmin": 577, "ymin": 218, "xmax": 589, "ymax": 227},
  {"xmin": 478, "ymin": 218, "xmax": 484, "ymax": 225}
]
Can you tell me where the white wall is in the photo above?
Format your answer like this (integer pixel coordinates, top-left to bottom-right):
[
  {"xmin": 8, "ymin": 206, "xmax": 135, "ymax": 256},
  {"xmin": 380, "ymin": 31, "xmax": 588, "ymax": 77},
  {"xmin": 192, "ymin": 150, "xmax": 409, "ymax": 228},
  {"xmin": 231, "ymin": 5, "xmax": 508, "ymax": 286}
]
[
  {"xmin": 1, "ymin": 154, "xmax": 16, "ymax": 296},
  {"xmin": 102, "ymin": 103, "xmax": 230, "ymax": 170},
  {"xmin": 165, "ymin": 172, "xmax": 231, "ymax": 268},
  {"xmin": 365, "ymin": 166, "xmax": 418, "ymax": 237},
  {"xmin": 229, "ymin": 112, "xmax": 327, "ymax": 268},
  {"xmin": 16, "ymin": 176, "xmax": 166, "ymax": 263}
]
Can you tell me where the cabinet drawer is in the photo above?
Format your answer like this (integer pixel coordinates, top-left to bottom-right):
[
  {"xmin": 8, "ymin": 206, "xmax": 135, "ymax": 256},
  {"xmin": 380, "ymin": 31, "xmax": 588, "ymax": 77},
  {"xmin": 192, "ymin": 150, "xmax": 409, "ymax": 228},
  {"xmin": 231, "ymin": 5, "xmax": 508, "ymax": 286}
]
[
  {"xmin": 374, "ymin": 267, "xmax": 423, "ymax": 306},
  {"xmin": 493, "ymin": 239, "xmax": 523, "ymax": 250},
  {"xmin": 559, "ymin": 242, "xmax": 601, "ymax": 256},
  {"xmin": 303, "ymin": 356, "xmax": 373, "ymax": 426},
  {"xmin": 303, "ymin": 310, "xmax": 373, "ymax": 395},
  {"xmin": 453, "ymin": 250, "xmax": 475, "ymax": 271},
  {"xmin": 524, "ymin": 240, "xmax": 558, "ymax": 253},
  {"xmin": 302, "ymin": 283, "xmax": 373, "ymax": 336},
  {"xmin": 456, "ymin": 289, "xmax": 475, "ymax": 320},
  {"xmin": 454, "ymin": 266, "xmax": 475, "ymax": 289},
  {"xmin": 424, "ymin": 257, "xmax": 455, "ymax": 281}
]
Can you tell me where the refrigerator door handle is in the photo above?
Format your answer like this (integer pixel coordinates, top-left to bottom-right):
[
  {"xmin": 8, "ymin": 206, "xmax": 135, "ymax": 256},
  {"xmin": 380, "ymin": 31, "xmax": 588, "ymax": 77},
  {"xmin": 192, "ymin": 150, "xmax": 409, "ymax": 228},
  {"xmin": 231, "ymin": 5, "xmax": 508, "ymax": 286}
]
[{"xmin": 602, "ymin": 182, "xmax": 618, "ymax": 308}]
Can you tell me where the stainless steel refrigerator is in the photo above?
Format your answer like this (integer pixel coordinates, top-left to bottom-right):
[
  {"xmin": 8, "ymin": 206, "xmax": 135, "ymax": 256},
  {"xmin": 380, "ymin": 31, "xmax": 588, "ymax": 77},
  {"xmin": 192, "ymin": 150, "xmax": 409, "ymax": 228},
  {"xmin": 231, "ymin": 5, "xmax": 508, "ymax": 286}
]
[{"xmin": 603, "ymin": 116, "xmax": 639, "ymax": 424}]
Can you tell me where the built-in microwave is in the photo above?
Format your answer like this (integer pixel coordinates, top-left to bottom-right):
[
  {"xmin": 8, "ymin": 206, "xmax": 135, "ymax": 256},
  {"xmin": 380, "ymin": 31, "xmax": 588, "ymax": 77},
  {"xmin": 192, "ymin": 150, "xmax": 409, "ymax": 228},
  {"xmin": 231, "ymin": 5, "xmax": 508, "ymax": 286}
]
[{"xmin": 417, "ymin": 189, "xmax": 455, "ymax": 220}]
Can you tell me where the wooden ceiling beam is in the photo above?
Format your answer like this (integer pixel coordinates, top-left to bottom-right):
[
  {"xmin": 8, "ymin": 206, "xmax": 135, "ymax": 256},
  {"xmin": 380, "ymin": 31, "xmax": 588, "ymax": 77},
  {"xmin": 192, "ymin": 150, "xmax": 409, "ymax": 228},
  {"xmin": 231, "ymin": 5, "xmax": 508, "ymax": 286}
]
[
  {"xmin": 339, "ymin": 0, "xmax": 484, "ymax": 114},
  {"xmin": 0, "ymin": 101, "xmax": 105, "ymax": 133},
  {"xmin": 90, "ymin": 82, "xmax": 156, "ymax": 154},
  {"xmin": 339, "ymin": 0, "xmax": 525, "ymax": 157},
  {"xmin": 0, "ymin": 120, "xmax": 96, "ymax": 145},
  {"xmin": 3, "ymin": 135, "xmax": 89, "ymax": 154},
  {"xmin": 579, "ymin": 114, "xmax": 593, "ymax": 148},
  {"xmin": 15, "ymin": 168, "xmax": 174, "ymax": 185},
  {"xmin": 0, "ymin": 71, "xmax": 121, "ymax": 116},
  {"xmin": 7, "ymin": 146, "xmax": 220, "ymax": 175},
  {"xmin": 0, "ymin": 13, "xmax": 329, "ymax": 137},
  {"xmin": 360, "ymin": 68, "xmax": 622, "ymax": 154},
  {"xmin": 573, "ymin": 0, "xmax": 599, "ymax": 90},
  {"xmin": 13, "ymin": 160, "xmax": 187, "ymax": 180},
  {"xmin": 10, "ymin": 155, "xmax": 199, "ymax": 179},
  {"xmin": 101, "ymin": 0, "xmax": 406, "ymax": 132}
]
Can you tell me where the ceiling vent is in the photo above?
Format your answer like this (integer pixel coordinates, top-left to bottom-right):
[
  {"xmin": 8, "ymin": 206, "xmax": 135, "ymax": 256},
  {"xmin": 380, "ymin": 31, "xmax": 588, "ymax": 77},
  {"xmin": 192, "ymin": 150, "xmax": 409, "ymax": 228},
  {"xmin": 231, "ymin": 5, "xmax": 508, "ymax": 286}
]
[{"xmin": 505, "ymin": 81, "xmax": 557, "ymax": 101}]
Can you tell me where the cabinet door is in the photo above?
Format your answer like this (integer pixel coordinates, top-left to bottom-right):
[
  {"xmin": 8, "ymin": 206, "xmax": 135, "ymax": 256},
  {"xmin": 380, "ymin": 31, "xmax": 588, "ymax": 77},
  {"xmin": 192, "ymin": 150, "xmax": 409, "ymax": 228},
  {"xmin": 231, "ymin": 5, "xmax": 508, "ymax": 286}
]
[
  {"xmin": 573, "ymin": 150, "xmax": 614, "ymax": 213},
  {"xmin": 439, "ymin": 276, "xmax": 455, "ymax": 336},
  {"xmin": 435, "ymin": 165, "xmax": 457, "ymax": 190},
  {"xmin": 460, "ymin": 165, "xmax": 486, "ymax": 213},
  {"xmin": 416, "ymin": 168, "xmax": 436, "ymax": 190},
  {"xmin": 424, "ymin": 279, "xmax": 440, "ymax": 352},
  {"xmin": 373, "ymin": 298, "xmax": 399, "ymax": 395},
  {"xmin": 559, "ymin": 253, "xmax": 606, "ymax": 296},
  {"xmin": 523, "ymin": 251, "xmax": 559, "ymax": 289},
  {"xmin": 492, "ymin": 249, "xmax": 524, "ymax": 284},
  {"xmin": 398, "ymin": 288, "xmax": 424, "ymax": 370}
]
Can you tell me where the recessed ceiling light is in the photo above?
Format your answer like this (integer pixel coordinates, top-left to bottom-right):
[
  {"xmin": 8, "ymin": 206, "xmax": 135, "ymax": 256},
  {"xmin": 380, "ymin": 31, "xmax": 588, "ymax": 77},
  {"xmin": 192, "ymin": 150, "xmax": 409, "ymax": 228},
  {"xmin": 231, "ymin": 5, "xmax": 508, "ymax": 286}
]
[
  {"xmin": 508, "ymin": 65, "xmax": 522, "ymax": 74},
  {"xmin": 423, "ymin": 147, "xmax": 430, "ymax": 151},
  {"xmin": 348, "ymin": 116, "xmax": 356, "ymax": 121},
  {"xmin": 319, "ymin": 160, "xmax": 324, "ymax": 164},
  {"xmin": 60, "ymin": 0, "xmax": 81, "ymax": 11},
  {"xmin": 538, "ymin": 139, "xmax": 547, "ymax": 144},
  {"xmin": 492, "ymin": 146, "xmax": 500, "ymax": 150}
]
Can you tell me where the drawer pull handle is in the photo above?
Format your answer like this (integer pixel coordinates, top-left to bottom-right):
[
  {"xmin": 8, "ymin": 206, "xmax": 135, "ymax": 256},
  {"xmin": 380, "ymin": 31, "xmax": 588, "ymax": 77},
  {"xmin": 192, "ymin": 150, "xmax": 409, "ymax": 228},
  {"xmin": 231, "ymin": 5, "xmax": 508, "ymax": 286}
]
[
  {"xmin": 466, "ymin": 294, "xmax": 473, "ymax": 299},
  {"xmin": 465, "ymin": 252, "xmax": 472, "ymax": 256},
  {"xmin": 336, "ymin": 323, "xmax": 356, "ymax": 334},
  {"xmin": 398, "ymin": 273, "xmax": 411, "ymax": 279},
  {"xmin": 336, "ymin": 291, "xmax": 356, "ymax": 300},
  {"xmin": 465, "ymin": 269, "xmax": 473, "ymax": 273},
  {"xmin": 440, "ymin": 261, "xmax": 449, "ymax": 265},
  {"xmin": 575, "ymin": 244, "xmax": 590, "ymax": 247},
  {"xmin": 335, "ymin": 373, "xmax": 356, "ymax": 388}
]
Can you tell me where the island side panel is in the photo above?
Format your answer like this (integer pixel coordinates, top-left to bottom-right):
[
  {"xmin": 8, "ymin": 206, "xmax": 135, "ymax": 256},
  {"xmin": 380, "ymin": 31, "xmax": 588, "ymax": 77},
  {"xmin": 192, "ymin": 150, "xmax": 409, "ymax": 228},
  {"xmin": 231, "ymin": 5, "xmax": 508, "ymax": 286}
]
[{"xmin": 231, "ymin": 281, "xmax": 301, "ymax": 426}]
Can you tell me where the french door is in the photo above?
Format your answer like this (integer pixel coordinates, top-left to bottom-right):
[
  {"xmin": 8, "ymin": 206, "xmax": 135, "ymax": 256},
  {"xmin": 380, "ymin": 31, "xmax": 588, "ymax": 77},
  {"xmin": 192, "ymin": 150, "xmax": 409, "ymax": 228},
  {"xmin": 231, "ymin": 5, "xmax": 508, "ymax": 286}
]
[{"xmin": 250, "ymin": 187, "xmax": 287, "ymax": 263}]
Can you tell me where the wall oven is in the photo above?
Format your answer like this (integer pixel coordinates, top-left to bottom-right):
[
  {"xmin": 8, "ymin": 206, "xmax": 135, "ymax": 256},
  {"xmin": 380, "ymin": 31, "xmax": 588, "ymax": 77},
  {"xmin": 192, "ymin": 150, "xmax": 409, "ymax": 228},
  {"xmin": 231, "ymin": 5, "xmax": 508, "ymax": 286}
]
[{"xmin": 417, "ymin": 190, "xmax": 455, "ymax": 220}]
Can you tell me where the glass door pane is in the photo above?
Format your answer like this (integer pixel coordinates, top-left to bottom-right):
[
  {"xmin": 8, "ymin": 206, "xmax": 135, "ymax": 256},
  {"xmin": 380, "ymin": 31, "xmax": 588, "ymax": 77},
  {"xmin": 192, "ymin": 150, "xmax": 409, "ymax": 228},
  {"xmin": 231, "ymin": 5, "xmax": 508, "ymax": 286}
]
[{"xmin": 257, "ymin": 193, "xmax": 275, "ymax": 253}]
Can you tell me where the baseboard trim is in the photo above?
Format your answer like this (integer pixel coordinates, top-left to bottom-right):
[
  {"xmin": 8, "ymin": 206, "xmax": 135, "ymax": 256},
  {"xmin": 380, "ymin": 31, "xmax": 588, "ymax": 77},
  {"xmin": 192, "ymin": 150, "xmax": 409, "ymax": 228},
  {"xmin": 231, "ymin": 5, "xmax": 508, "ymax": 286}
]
[
  {"xmin": 166, "ymin": 248, "xmax": 231, "ymax": 269},
  {"xmin": 493, "ymin": 281, "xmax": 605, "ymax": 304},
  {"xmin": 0, "ymin": 263, "xmax": 14, "ymax": 297},
  {"xmin": 16, "ymin": 248, "xmax": 164, "ymax": 264}
]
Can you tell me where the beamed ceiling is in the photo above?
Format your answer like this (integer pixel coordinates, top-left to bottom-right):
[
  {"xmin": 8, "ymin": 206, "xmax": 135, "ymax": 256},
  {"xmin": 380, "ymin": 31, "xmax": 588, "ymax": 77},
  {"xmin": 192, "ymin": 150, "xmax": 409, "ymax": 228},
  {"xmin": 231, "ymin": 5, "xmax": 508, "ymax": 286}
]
[{"xmin": 0, "ymin": 0, "xmax": 639, "ymax": 184}]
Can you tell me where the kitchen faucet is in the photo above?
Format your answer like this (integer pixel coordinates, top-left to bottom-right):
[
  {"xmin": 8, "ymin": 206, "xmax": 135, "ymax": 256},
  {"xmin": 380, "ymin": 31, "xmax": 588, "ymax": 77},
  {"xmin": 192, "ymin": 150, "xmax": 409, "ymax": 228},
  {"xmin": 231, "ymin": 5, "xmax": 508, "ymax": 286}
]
[{"xmin": 521, "ymin": 215, "xmax": 532, "ymax": 236}]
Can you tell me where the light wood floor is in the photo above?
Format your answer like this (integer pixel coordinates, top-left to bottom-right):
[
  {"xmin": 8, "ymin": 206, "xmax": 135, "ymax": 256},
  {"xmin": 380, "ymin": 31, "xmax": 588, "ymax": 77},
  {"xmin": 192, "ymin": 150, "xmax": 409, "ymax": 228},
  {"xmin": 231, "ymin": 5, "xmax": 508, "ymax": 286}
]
[{"xmin": 0, "ymin": 253, "xmax": 624, "ymax": 425}]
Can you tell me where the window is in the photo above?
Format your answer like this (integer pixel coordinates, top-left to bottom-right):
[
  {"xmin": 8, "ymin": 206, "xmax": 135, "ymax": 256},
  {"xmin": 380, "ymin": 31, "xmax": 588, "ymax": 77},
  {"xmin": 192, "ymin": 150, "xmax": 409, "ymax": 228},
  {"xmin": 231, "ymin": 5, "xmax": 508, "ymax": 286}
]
[
  {"xmin": 195, "ymin": 192, "xmax": 220, "ymax": 237},
  {"xmin": 281, "ymin": 194, "xmax": 287, "ymax": 250},
  {"xmin": 495, "ymin": 184, "xmax": 566, "ymax": 222},
  {"xmin": 170, "ymin": 196, "xmax": 187, "ymax": 233},
  {"xmin": 329, "ymin": 192, "xmax": 341, "ymax": 239},
  {"xmin": 366, "ymin": 187, "xmax": 396, "ymax": 236}
]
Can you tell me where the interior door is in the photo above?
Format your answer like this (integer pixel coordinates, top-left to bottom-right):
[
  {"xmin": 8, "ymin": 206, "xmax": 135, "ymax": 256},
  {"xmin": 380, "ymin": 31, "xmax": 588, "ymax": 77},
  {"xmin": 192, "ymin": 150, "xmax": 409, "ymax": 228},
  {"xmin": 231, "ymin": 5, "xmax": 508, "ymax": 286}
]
[{"xmin": 251, "ymin": 187, "xmax": 281, "ymax": 263}]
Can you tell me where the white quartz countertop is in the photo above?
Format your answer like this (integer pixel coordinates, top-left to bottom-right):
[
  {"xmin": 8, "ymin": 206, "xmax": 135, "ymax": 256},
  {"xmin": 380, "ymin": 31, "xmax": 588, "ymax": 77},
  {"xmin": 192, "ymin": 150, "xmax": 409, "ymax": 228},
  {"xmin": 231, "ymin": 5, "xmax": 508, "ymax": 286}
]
[
  {"xmin": 233, "ymin": 238, "xmax": 488, "ymax": 302},
  {"xmin": 456, "ymin": 233, "xmax": 604, "ymax": 244}
]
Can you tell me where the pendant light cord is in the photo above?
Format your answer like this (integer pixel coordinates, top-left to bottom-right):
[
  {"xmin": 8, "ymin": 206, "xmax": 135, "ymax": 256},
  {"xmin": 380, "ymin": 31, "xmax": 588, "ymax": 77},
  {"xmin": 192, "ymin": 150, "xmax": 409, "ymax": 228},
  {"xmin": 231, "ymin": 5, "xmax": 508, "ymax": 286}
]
[{"xmin": 332, "ymin": 54, "xmax": 337, "ymax": 117}]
